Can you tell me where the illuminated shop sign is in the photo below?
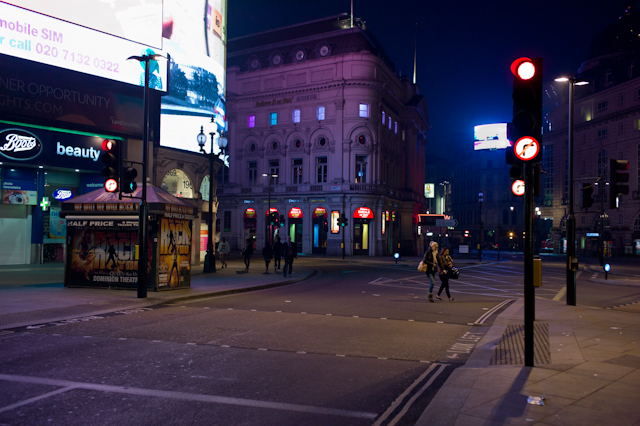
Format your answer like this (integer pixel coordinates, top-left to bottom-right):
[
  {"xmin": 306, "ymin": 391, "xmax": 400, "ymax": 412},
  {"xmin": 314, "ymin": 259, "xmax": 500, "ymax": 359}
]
[
  {"xmin": 0, "ymin": 128, "xmax": 42, "ymax": 160},
  {"xmin": 53, "ymin": 188, "xmax": 74, "ymax": 201},
  {"xmin": 353, "ymin": 207, "xmax": 374, "ymax": 219},
  {"xmin": 288, "ymin": 207, "xmax": 303, "ymax": 219},
  {"xmin": 312, "ymin": 207, "xmax": 327, "ymax": 218},
  {"xmin": 244, "ymin": 208, "xmax": 256, "ymax": 219}
]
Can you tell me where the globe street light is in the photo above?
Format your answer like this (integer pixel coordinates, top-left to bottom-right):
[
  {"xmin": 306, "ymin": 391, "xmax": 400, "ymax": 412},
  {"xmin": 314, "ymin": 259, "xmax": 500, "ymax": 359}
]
[
  {"xmin": 554, "ymin": 76, "xmax": 588, "ymax": 306},
  {"xmin": 197, "ymin": 116, "xmax": 227, "ymax": 274}
]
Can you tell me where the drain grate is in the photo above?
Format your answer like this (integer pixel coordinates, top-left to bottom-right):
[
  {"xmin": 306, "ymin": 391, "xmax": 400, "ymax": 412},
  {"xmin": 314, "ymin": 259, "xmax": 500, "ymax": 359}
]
[{"xmin": 490, "ymin": 323, "xmax": 550, "ymax": 365}]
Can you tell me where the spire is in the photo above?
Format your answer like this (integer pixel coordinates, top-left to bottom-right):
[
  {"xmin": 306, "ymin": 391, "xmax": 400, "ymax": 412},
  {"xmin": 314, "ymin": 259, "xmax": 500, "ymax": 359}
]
[
  {"xmin": 351, "ymin": 0, "xmax": 354, "ymax": 28},
  {"xmin": 413, "ymin": 23, "xmax": 417, "ymax": 84}
]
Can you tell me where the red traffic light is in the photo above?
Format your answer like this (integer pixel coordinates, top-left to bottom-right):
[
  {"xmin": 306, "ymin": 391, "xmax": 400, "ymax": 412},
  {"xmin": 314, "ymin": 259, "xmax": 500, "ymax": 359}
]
[
  {"xmin": 105, "ymin": 178, "xmax": 118, "ymax": 193},
  {"xmin": 511, "ymin": 57, "xmax": 536, "ymax": 80},
  {"xmin": 102, "ymin": 139, "xmax": 115, "ymax": 151}
]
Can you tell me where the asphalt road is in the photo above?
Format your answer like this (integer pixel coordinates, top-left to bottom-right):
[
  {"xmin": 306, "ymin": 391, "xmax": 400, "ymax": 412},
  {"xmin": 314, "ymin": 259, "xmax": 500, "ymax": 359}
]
[{"xmin": 1, "ymin": 258, "xmax": 637, "ymax": 425}]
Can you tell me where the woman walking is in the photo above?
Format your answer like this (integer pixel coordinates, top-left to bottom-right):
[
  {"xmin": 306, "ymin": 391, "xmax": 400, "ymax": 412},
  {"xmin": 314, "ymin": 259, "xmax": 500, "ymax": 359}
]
[
  {"xmin": 241, "ymin": 238, "xmax": 254, "ymax": 272},
  {"xmin": 272, "ymin": 236, "xmax": 283, "ymax": 272},
  {"xmin": 422, "ymin": 241, "xmax": 439, "ymax": 302},
  {"xmin": 262, "ymin": 243, "xmax": 273, "ymax": 273},
  {"xmin": 436, "ymin": 247, "xmax": 455, "ymax": 302}
]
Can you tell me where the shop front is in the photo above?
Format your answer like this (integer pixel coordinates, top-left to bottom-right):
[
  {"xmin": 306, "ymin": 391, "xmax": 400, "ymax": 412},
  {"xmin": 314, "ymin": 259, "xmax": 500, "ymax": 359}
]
[
  {"xmin": 0, "ymin": 122, "xmax": 121, "ymax": 265},
  {"xmin": 61, "ymin": 185, "xmax": 196, "ymax": 290},
  {"xmin": 288, "ymin": 207, "xmax": 303, "ymax": 244},
  {"xmin": 243, "ymin": 208, "xmax": 257, "ymax": 244},
  {"xmin": 353, "ymin": 207, "xmax": 374, "ymax": 255},
  {"xmin": 312, "ymin": 207, "xmax": 328, "ymax": 254}
]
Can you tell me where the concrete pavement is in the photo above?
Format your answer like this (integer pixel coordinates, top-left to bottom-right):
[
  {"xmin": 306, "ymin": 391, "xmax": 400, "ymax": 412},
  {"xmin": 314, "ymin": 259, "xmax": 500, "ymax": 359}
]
[{"xmin": 1, "ymin": 256, "xmax": 640, "ymax": 425}]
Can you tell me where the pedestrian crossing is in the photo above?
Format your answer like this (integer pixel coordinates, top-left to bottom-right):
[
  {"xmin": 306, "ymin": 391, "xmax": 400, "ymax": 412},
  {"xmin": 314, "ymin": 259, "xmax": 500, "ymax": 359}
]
[{"xmin": 369, "ymin": 263, "xmax": 568, "ymax": 300}]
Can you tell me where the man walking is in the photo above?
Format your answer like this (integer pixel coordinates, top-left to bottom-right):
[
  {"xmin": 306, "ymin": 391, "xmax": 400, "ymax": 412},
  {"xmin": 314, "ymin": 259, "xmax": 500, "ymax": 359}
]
[
  {"xmin": 282, "ymin": 236, "xmax": 297, "ymax": 277},
  {"xmin": 218, "ymin": 237, "xmax": 230, "ymax": 268}
]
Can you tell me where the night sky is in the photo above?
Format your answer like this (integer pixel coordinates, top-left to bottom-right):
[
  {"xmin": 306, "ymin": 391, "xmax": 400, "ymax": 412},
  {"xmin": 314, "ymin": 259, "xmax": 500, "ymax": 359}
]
[{"xmin": 228, "ymin": 0, "xmax": 624, "ymax": 156}]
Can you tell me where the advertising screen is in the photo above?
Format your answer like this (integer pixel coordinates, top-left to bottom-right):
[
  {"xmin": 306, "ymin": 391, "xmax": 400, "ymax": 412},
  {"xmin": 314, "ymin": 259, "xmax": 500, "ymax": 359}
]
[
  {"xmin": 6, "ymin": 0, "xmax": 163, "ymax": 48},
  {"xmin": 159, "ymin": 0, "xmax": 227, "ymax": 162},
  {"xmin": 473, "ymin": 123, "xmax": 510, "ymax": 150},
  {"xmin": 0, "ymin": 2, "xmax": 168, "ymax": 90}
]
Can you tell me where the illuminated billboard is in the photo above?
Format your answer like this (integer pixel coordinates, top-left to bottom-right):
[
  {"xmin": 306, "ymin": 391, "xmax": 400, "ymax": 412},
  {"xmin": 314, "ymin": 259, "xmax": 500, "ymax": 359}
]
[
  {"xmin": 6, "ymin": 0, "xmax": 163, "ymax": 48},
  {"xmin": 159, "ymin": 0, "xmax": 227, "ymax": 162},
  {"xmin": 473, "ymin": 123, "xmax": 510, "ymax": 150},
  {"xmin": 0, "ymin": 2, "xmax": 168, "ymax": 90}
]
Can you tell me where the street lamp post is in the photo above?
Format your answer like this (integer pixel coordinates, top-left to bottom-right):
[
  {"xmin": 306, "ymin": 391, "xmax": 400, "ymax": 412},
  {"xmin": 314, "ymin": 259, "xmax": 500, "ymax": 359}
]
[
  {"xmin": 478, "ymin": 191, "xmax": 483, "ymax": 261},
  {"xmin": 127, "ymin": 52, "xmax": 165, "ymax": 298},
  {"xmin": 262, "ymin": 173, "xmax": 278, "ymax": 247},
  {"xmin": 555, "ymin": 76, "xmax": 588, "ymax": 306},
  {"xmin": 198, "ymin": 117, "xmax": 227, "ymax": 274}
]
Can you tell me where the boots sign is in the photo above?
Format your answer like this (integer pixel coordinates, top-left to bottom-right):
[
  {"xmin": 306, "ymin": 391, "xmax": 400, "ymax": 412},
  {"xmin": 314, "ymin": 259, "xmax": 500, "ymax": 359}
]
[{"xmin": 0, "ymin": 123, "xmax": 116, "ymax": 171}]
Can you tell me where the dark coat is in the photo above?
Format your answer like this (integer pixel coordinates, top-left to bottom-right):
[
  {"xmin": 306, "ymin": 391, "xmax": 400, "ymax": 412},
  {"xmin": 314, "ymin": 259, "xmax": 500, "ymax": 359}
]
[
  {"xmin": 422, "ymin": 250, "xmax": 438, "ymax": 275},
  {"xmin": 273, "ymin": 241, "xmax": 283, "ymax": 257},
  {"xmin": 282, "ymin": 241, "xmax": 298, "ymax": 259},
  {"xmin": 242, "ymin": 242, "xmax": 253, "ymax": 256}
]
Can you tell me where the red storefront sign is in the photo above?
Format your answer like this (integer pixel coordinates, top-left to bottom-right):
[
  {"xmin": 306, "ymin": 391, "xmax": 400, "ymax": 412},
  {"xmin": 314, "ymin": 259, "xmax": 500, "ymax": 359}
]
[
  {"xmin": 264, "ymin": 207, "xmax": 279, "ymax": 216},
  {"xmin": 353, "ymin": 207, "xmax": 374, "ymax": 219},
  {"xmin": 244, "ymin": 208, "xmax": 256, "ymax": 218},
  {"xmin": 288, "ymin": 207, "xmax": 303, "ymax": 219},
  {"xmin": 312, "ymin": 207, "xmax": 327, "ymax": 218}
]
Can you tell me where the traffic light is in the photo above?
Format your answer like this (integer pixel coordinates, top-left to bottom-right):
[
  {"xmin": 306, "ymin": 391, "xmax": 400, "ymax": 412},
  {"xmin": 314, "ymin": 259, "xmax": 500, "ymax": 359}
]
[
  {"xmin": 269, "ymin": 212, "xmax": 276, "ymax": 225},
  {"xmin": 323, "ymin": 217, "xmax": 329, "ymax": 232},
  {"xmin": 581, "ymin": 183, "xmax": 594, "ymax": 209},
  {"xmin": 510, "ymin": 57, "xmax": 542, "ymax": 164},
  {"xmin": 122, "ymin": 166, "xmax": 138, "ymax": 194},
  {"xmin": 339, "ymin": 214, "xmax": 348, "ymax": 227},
  {"xmin": 101, "ymin": 139, "xmax": 119, "ymax": 192},
  {"xmin": 609, "ymin": 159, "xmax": 629, "ymax": 209},
  {"xmin": 279, "ymin": 214, "xmax": 285, "ymax": 227}
]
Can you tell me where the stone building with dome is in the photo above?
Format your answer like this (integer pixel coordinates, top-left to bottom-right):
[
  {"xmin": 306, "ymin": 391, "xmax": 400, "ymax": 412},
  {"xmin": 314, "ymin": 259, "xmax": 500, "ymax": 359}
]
[
  {"xmin": 216, "ymin": 14, "xmax": 431, "ymax": 256},
  {"xmin": 542, "ymin": 4, "xmax": 640, "ymax": 258}
]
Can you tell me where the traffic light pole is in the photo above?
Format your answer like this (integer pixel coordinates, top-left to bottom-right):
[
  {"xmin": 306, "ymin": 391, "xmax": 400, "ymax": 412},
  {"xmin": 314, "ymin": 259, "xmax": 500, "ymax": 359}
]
[
  {"xmin": 137, "ymin": 55, "xmax": 151, "ymax": 299},
  {"xmin": 524, "ymin": 162, "xmax": 535, "ymax": 367}
]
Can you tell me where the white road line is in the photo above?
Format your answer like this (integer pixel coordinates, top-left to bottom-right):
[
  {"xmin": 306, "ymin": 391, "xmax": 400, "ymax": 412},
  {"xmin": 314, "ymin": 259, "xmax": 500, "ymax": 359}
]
[
  {"xmin": 372, "ymin": 363, "xmax": 446, "ymax": 426},
  {"xmin": 474, "ymin": 299, "xmax": 516, "ymax": 324},
  {"xmin": 0, "ymin": 386, "xmax": 76, "ymax": 414},
  {"xmin": 0, "ymin": 374, "xmax": 377, "ymax": 420},
  {"xmin": 553, "ymin": 286, "xmax": 567, "ymax": 301}
]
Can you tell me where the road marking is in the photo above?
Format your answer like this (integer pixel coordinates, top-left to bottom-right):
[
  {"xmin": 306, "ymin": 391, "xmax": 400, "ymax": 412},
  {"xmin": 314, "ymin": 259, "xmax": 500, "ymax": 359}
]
[
  {"xmin": 553, "ymin": 286, "xmax": 567, "ymax": 301},
  {"xmin": 372, "ymin": 363, "xmax": 447, "ymax": 426},
  {"xmin": 0, "ymin": 374, "xmax": 377, "ymax": 419},
  {"xmin": 0, "ymin": 386, "xmax": 77, "ymax": 414},
  {"xmin": 474, "ymin": 299, "xmax": 516, "ymax": 325}
]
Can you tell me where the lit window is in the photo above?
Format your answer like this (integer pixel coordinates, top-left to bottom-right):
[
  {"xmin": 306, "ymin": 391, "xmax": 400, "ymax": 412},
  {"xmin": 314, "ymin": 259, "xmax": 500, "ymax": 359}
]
[
  {"xmin": 388, "ymin": 116, "xmax": 392, "ymax": 130},
  {"xmin": 394, "ymin": 122, "xmax": 398, "ymax": 134},
  {"xmin": 382, "ymin": 111, "xmax": 385, "ymax": 124},
  {"xmin": 292, "ymin": 109, "xmax": 300, "ymax": 123},
  {"xmin": 355, "ymin": 155, "xmax": 367, "ymax": 183},
  {"xmin": 402, "ymin": 130, "xmax": 405, "ymax": 141},
  {"xmin": 270, "ymin": 112, "xmax": 277, "ymax": 126},
  {"xmin": 317, "ymin": 106, "xmax": 325, "ymax": 121},
  {"xmin": 359, "ymin": 103, "xmax": 369, "ymax": 118},
  {"xmin": 247, "ymin": 115, "xmax": 255, "ymax": 128}
]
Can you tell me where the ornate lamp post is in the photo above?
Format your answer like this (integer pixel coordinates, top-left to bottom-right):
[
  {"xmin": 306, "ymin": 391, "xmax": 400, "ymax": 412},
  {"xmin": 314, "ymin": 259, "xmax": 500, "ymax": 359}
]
[{"xmin": 197, "ymin": 116, "xmax": 227, "ymax": 274}]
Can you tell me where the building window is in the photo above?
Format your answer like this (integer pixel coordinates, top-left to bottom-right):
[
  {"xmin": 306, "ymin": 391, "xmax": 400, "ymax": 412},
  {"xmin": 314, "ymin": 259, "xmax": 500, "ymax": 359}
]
[
  {"xmin": 597, "ymin": 128, "xmax": 608, "ymax": 140},
  {"xmin": 317, "ymin": 106, "xmax": 325, "ymax": 121},
  {"xmin": 248, "ymin": 161, "xmax": 257, "ymax": 185},
  {"xmin": 270, "ymin": 112, "xmax": 277, "ymax": 126},
  {"xmin": 619, "ymin": 94, "xmax": 624, "ymax": 106},
  {"xmin": 269, "ymin": 159, "xmax": 279, "ymax": 184},
  {"xmin": 382, "ymin": 111, "xmax": 385, "ymax": 124},
  {"xmin": 604, "ymin": 70, "xmax": 613, "ymax": 87},
  {"xmin": 355, "ymin": 155, "xmax": 367, "ymax": 183},
  {"xmin": 598, "ymin": 150, "xmax": 607, "ymax": 178},
  {"xmin": 162, "ymin": 169, "xmax": 194, "ymax": 198},
  {"xmin": 292, "ymin": 158, "xmax": 303, "ymax": 184},
  {"xmin": 316, "ymin": 157, "xmax": 327, "ymax": 183},
  {"xmin": 394, "ymin": 121, "xmax": 398, "ymax": 134},
  {"xmin": 359, "ymin": 103, "xmax": 369, "ymax": 118},
  {"xmin": 294, "ymin": 139, "xmax": 302, "ymax": 149},
  {"xmin": 388, "ymin": 116, "xmax": 392, "ymax": 130},
  {"xmin": 292, "ymin": 109, "xmax": 300, "ymax": 123},
  {"xmin": 318, "ymin": 137, "xmax": 327, "ymax": 147},
  {"xmin": 216, "ymin": 164, "xmax": 229, "ymax": 185},
  {"xmin": 619, "ymin": 123, "xmax": 624, "ymax": 136},
  {"xmin": 247, "ymin": 115, "xmax": 255, "ymax": 128},
  {"xmin": 402, "ymin": 129, "xmax": 405, "ymax": 141},
  {"xmin": 548, "ymin": 121, "xmax": 552, "ymax": 132},
  {"xmin": 597, "ymin": 100, "xmax": 608, "ymax": 113}
]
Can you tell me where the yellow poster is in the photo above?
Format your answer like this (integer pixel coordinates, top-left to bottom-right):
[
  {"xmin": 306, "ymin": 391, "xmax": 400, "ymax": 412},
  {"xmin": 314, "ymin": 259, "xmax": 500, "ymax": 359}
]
[{"xmin": 158, "ymin": 217, "xmax": 191, "ymax": 287}]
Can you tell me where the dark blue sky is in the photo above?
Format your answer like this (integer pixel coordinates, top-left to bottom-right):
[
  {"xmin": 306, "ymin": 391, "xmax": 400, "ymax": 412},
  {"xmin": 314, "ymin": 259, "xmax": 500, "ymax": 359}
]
[{"xmin": 228, "ymin": 0, "xmax": 624, "ymax": 155}]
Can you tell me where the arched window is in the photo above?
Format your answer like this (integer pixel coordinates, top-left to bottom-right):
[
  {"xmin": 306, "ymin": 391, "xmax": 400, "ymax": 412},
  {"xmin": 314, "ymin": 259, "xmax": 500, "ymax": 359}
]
[{"xmin": 161, "ymin": 169, "xmax": 194, "ymax": 198}]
